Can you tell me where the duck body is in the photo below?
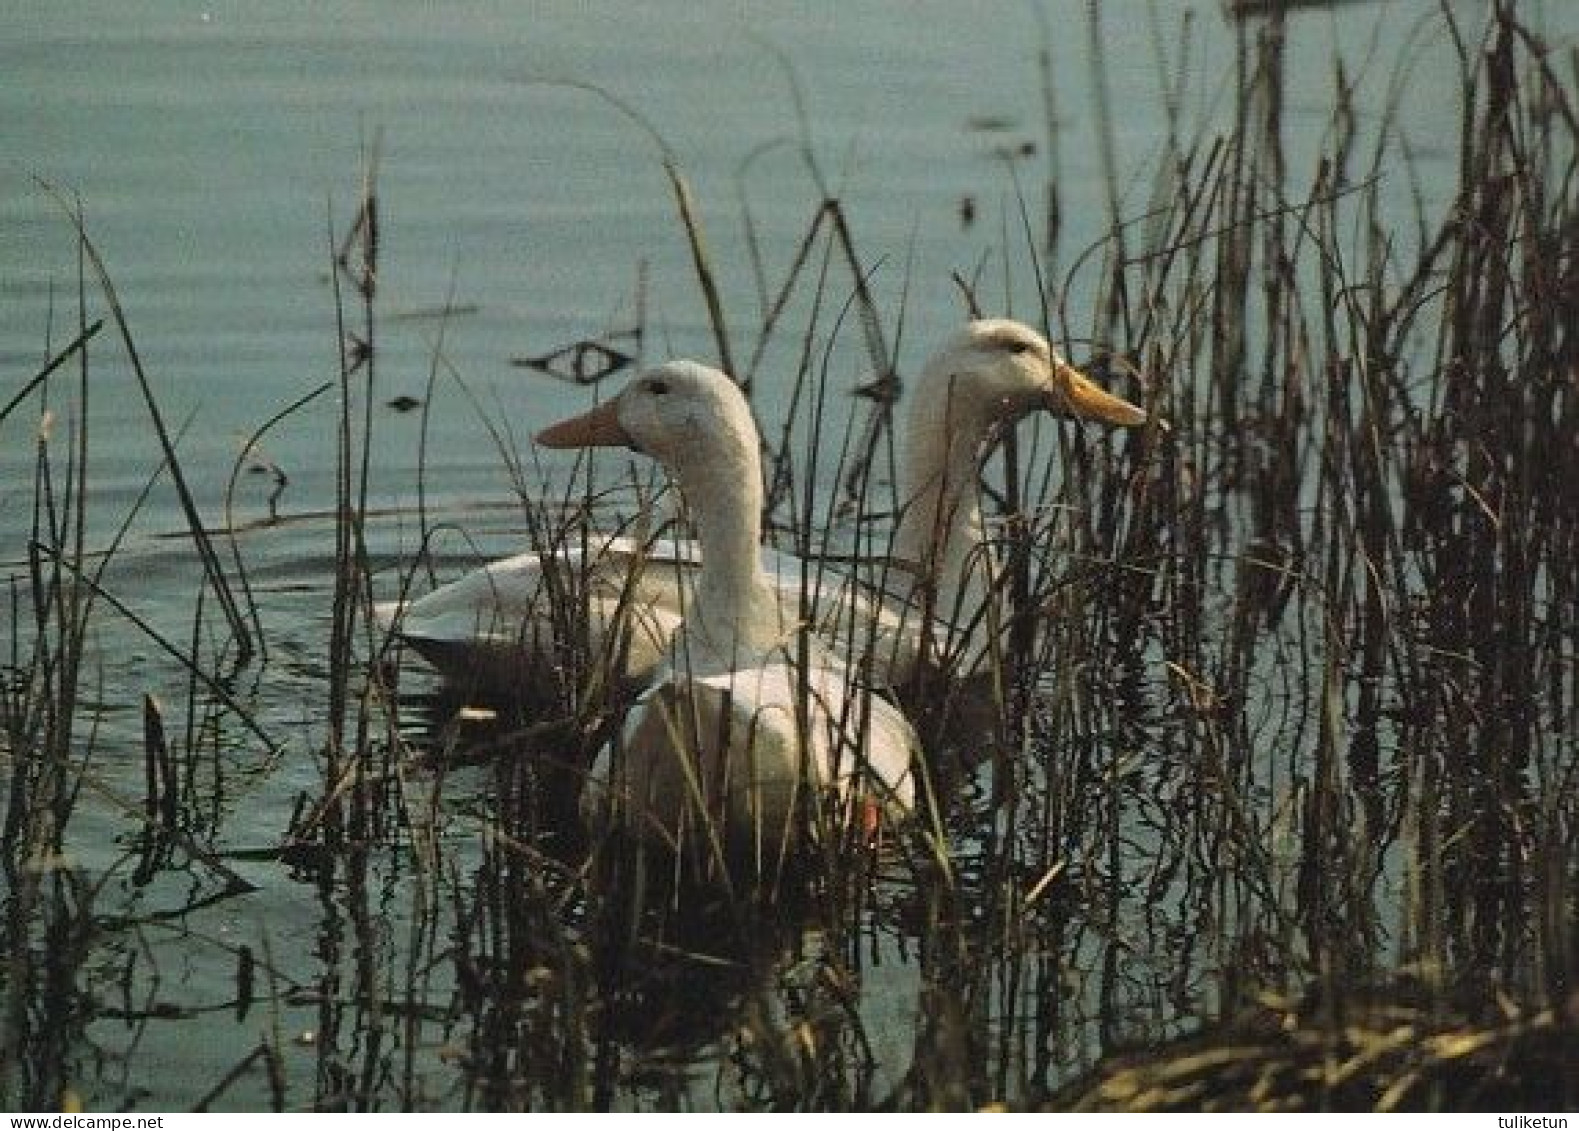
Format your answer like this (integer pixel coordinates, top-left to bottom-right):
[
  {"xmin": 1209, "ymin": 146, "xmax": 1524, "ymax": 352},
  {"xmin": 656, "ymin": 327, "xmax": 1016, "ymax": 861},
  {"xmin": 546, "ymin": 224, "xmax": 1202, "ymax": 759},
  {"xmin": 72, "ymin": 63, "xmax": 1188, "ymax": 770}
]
[
  {"xmin": 377, "ymin": 533, "xmax": 893, "ymax": 699},
  {"xmin": 536, "ymin": 361, "xmax": 918, "ymax": 857},
  {"xmin": 599, "ymin": 629, "xmax": 917, "ymax": 862},
  {"xmin": 375, "ymin": 534, "xmax": 691, "ymax": 696}
]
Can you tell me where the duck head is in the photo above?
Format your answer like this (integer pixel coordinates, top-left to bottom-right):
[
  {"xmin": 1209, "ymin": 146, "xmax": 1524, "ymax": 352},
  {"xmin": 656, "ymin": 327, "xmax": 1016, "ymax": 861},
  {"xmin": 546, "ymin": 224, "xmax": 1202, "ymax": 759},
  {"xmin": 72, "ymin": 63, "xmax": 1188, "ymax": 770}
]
[
  {"xmin": 536, "ymin": 359, "xmax": 759, "ymax": 484},
  {"xmin": 915, "ymin": 318, "xmax": 1148, "ymax": 433}
]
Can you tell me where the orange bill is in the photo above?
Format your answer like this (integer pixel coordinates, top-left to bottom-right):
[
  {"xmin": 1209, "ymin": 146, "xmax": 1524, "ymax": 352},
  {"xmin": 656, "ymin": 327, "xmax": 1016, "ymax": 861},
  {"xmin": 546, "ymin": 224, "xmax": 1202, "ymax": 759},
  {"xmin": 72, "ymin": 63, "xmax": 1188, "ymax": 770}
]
[
  {"xmin": 535, "ymin": 398, "xmax": 632, "ymax": 449},
  {"xmin": 1052, "ymin": 359, "xmax": 1148, "ymax": 427}
]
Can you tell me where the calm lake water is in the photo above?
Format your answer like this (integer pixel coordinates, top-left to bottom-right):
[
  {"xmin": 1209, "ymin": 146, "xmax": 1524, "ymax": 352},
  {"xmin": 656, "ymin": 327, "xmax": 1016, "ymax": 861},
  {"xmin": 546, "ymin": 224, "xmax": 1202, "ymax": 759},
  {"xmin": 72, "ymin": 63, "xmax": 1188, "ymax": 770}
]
[{"xmin": 3, "ymin": 0, "xmax": 1575, "ymax": 1111}]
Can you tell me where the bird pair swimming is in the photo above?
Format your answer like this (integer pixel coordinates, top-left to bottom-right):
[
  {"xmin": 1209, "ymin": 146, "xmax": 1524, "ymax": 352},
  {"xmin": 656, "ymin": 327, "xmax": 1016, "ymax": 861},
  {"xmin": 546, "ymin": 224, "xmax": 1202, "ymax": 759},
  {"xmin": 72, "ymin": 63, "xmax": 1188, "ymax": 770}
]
[{"xmin": 375, "ymin": 319, "xmax": 1146, "ymax": 860}]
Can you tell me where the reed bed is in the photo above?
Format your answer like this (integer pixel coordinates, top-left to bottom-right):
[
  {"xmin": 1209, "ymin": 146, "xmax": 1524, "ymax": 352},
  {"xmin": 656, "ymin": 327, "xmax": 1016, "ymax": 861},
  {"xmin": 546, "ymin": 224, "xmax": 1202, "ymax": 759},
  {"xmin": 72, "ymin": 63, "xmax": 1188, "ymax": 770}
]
[{"xmin": 2, "ymin": 0, "xmax": 1576, "ymax": 1112}]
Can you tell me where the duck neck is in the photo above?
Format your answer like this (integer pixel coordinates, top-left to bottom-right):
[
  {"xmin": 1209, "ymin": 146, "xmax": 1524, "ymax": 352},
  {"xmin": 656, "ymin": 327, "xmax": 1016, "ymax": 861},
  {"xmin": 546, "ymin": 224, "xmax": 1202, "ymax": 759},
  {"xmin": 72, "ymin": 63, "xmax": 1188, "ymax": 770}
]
[
  {"xmin": 676, "ymin": 432, "xmax": 780, "ymax": 653},
  {"xmin": 892, "ymin": 380, "xmax": 996, "ymax": 616}
]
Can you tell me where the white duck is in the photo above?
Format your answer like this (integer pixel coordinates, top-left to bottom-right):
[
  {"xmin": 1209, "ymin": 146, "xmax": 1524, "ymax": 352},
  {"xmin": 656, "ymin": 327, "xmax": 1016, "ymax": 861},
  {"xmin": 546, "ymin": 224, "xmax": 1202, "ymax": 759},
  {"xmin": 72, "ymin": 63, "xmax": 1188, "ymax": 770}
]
[
  {"xmin": 375, "ymin": 319, "xmax": 1145, "ymax": 694},
  {"xmin": 859, "ymin": 318, "xmax": 1148, "ymax": 687},
  {"xmin": 535, "ymin": 361, "xmax": 918, "ymax": 859}
]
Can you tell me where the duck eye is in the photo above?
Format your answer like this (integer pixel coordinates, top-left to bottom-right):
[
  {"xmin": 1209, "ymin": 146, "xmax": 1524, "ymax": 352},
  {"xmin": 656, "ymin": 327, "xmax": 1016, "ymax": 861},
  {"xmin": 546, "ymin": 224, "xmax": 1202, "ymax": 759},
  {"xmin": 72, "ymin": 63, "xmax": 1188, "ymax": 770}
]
[
  {"xmin": 645, "ymin": 378, "xmax": 670, "ymax": 395},
  {"xmin": 1006, "ymin": 338, "xmax": 1033, "ymax": 355}
]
